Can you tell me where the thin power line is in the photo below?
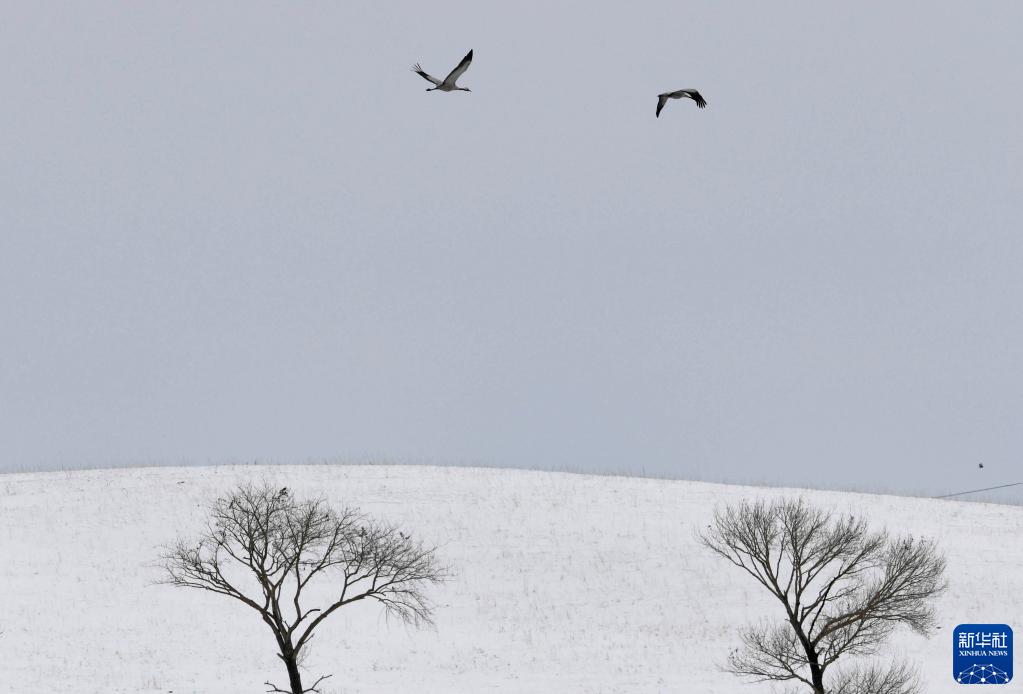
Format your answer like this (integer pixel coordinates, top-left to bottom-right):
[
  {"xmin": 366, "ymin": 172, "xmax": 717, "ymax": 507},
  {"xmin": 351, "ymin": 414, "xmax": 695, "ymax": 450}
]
[{"xmin": 935, "ymin": 481, "xmax": 1023, "ymax": 499}]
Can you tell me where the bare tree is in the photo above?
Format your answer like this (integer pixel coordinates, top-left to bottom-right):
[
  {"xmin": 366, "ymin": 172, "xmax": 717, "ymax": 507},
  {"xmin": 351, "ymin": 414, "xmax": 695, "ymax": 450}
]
[
  {"xmin": 700, "ymin": 498, "xmax": 945, "ymax": 694},
  {"xmin": 159, "ymin": 482, "xmax": 448, "ymax": 694}
]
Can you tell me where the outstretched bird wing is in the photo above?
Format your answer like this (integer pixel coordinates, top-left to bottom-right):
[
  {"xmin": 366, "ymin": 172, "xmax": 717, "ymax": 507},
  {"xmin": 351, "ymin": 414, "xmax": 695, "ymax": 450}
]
[
  {"xmin": 411, "ymin": 63, "xmax": 442, "ymax": 86},
  {"xmin": 656, "ymin": 94, "xmax": 670, "ymax": 118},
  {"xmin": 441, "ymin": 49, "xmax": 473, "ymax": 87},
  {"xmin": 672, "ymin": 89, "xmax": 707, "ymax": 108}
]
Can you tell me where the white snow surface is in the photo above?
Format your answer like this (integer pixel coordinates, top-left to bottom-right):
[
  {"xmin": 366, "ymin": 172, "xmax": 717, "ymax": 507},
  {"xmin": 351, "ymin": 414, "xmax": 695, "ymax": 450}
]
[{"xmin": 0, "ymin": 465, "xmax": 1020, "ymax": 693}]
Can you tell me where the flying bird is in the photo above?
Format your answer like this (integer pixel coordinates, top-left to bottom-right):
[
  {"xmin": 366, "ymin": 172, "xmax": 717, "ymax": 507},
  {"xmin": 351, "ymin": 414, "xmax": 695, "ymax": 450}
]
[
  {"xmin": 656, "ymin": 89, "xmax": 707, "ymax": 117},
  {"xmin": 412, "ymin": 50, "xmax": 474, "ymax": 92},
  {"xmin": 978, "ymin": 463, "xmax": 984, "ymax": 469}
]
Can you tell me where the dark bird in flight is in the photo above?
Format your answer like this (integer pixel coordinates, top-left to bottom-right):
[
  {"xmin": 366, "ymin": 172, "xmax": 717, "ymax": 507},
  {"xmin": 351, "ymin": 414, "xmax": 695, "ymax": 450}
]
[
  {"xmin": 656, "ymin": 89, "xmax": 707, "ymax": 117},
  {"xmin": 412, "ymin": 50, "xmax": 474, "ymax": 92},
  {"xmin": 978, "ymin": 463, "xmax": 984, "ymax": 469}
]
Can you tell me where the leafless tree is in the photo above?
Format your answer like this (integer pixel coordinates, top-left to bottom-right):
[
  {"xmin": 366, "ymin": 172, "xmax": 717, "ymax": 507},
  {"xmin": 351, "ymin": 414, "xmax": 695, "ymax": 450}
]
[
  {"xmin": 159, "ymin": 482, "xmax": 448, "ymax": 694},
  {"xmin": 700, "ymin": 498, "xmax": 945, "ymax": 694}
]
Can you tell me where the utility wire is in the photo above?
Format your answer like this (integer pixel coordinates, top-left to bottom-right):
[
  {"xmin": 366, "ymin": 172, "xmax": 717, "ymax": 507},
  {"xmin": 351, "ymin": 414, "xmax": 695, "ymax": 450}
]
[{"xmin": 935, "ymin": 481, "xmax": 1023, "ymax": 499}]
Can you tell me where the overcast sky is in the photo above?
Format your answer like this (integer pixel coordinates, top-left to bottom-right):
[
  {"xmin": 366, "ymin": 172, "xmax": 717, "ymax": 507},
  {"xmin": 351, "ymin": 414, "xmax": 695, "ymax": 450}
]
[{"xmin": 2, "ymin": 2, "xmax": 1021, "ymax": 501}]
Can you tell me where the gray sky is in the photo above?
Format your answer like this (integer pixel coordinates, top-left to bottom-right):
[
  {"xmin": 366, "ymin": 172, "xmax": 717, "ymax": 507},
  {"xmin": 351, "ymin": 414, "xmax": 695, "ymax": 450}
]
[{"xmin": 2, "ymin": 2, "xmax": 1021, "ymax": 501}]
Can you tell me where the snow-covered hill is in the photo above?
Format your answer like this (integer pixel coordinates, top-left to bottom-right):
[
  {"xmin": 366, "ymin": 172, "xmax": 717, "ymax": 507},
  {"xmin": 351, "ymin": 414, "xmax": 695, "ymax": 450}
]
[{"xmin": 0, "ymin": 465, "xmax": 1019, "ymax": 693}]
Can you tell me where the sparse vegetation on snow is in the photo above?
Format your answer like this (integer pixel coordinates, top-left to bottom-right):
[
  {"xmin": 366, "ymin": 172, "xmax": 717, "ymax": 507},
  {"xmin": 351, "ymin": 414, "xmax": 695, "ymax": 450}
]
[
  {"xmin": 0, "ymin": 465, "xmax": 1020, "ymax": 693},
  {"xmin": 160, "ymin": 482, "xmax": 446, "ymax": 694},
  {"xmin": 701, "ymin": 498, "xmax": 946, "ymax": 694}
]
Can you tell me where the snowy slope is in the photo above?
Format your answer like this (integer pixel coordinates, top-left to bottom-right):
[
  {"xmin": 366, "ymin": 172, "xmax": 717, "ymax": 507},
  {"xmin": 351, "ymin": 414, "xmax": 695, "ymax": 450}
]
[{"xmin": 0, "ymin": 465, "xmax": 1020, "ymax": 693}]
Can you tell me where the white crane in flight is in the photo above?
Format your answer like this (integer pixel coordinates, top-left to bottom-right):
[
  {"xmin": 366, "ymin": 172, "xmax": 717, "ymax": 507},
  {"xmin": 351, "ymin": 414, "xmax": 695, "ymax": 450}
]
[
  {"xmin": 656, "ymin": 89, "xmax": 707, "ymax": 117},
  {"xmin": 412, "ymin": 50, "xmax": 474, "ymax": 92}
]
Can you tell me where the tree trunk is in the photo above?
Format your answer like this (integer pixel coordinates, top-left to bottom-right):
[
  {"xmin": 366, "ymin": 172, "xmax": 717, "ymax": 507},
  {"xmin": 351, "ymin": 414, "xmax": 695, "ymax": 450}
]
[
  {"xmin": 283, "ymin": 652, "xmax": 304, "ymax": 694},
  {"xmin": 809, "ymin": 661, "xmax": 826, "ymax": 694},
  {"xmin": 795, "ymin": 625, "xmax": 825, "ymax": 694}
]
